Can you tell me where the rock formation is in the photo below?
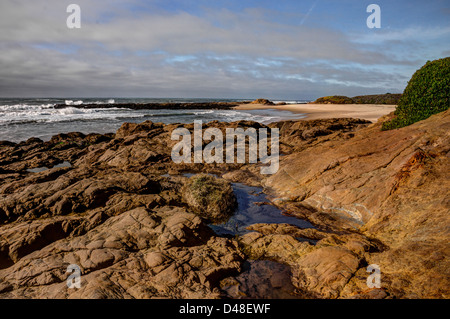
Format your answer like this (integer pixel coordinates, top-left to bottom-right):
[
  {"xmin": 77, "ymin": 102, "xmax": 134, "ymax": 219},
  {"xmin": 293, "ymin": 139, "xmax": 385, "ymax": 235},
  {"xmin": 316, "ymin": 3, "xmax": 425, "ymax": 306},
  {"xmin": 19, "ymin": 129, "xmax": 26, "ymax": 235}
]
[
  {"xmin": 264, "ymin": 110, "xmax": 450, "ymax": 298},
  {"xmin": 182, "ymin": 174, "xmax": 237, "ymax": 223},
  {"xmin": 249, "ymin": 99, "xmax": 275, "ymax": 105},
  {"xmin": 0, "ymin": 109, "xmax": 448, "ymax": 299}
]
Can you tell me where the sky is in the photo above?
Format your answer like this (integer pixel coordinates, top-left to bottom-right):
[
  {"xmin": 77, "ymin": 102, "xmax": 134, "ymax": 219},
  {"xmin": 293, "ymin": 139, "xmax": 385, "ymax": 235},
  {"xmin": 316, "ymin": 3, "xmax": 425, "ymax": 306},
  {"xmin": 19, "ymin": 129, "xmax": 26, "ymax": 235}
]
[{"xmin": 0, "ymin": 0, "xmax": 449, "ymax": 100}]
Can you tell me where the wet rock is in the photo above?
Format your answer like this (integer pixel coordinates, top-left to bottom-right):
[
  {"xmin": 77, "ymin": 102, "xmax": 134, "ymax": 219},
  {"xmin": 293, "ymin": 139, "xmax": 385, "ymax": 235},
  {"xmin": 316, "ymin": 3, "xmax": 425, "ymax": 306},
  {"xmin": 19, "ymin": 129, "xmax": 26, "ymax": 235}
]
[
  {"xmin": 245, "ymin": 223, "xmax": 328, "ymax": 241},
  {"xmin": 222, "ymin": 169, "xmax": 262, "ymax": 187},
  {"xmin": 239, "ymin": 222, "xmax": 386, "ymax": 298},
  {"xmin": 220, "ymin": 260, "xmax": 301, "ymax": 299}
]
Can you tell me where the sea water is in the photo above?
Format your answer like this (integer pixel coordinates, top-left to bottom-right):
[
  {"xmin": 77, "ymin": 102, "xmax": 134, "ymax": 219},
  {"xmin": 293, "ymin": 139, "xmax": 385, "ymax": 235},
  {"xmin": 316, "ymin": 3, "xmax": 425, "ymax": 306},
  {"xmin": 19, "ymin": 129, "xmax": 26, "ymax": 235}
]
[{"xmin": 0, "ymin": 98, "xmax": 307, "ymax": 143}]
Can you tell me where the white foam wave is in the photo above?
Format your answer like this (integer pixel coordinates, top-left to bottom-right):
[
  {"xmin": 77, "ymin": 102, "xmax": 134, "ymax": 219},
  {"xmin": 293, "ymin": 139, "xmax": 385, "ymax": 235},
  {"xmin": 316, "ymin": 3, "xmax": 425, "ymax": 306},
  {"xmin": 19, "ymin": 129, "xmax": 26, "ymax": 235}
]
[
  {"xmin": 0, "ymin": 103, "xmax": 54, "ymax": 111},
  {"xmin": 0, "ymin": 103, "xmax": 302, "ymax": 128},
  {"xmin": 65, "ymin": 100, "xmax": 83, "ymax": 106},
  {"xmin": 214, "ymin": 110, "xmax": 274, "ymax": 123},
  {"xmin": 0, "ymin": 104, "xmax": 145, "ymax": 125},
  {"xmin": 64, "ymin": 99, "xmax": 116, "ymax": 106},
  {"xmin": 193, "ymin": 110, "xmax": 214, "ymax": 115},
  {"xmin": 272, "ymin": 100, "xmax": 310, "ymax": 104},
  {"xmin": 88, "ymin": 99, "xmax": 116, "ymax": 105}
]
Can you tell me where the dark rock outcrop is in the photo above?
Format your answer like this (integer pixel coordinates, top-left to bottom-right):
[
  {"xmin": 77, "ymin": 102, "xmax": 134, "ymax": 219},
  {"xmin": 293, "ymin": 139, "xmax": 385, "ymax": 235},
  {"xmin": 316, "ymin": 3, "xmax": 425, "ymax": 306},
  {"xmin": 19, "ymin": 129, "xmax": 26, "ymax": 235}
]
[{"xmin": 249, "ymin": 99, "xmax": 274, "ymax": 105}]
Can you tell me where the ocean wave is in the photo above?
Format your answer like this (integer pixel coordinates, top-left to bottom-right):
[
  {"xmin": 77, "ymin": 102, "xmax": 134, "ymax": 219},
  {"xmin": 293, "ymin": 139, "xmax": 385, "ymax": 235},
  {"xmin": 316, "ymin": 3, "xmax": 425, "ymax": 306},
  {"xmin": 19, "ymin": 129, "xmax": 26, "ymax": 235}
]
[
  {"xmin": 272, "ymin": 100, "xmax": 310, "ymax": 104},
  {"xmin": 90, "ymin": 99, "xmax": 116, "ymax": 105},
  {"xmin": 65, "ymin": 100, "xmax": 83, "ymax": 106},
  {"xmin": 57, "ymin": 107, "xmax": 128, "ymax": 115},
  {"xmin": 0, "ymin": 106, "xmax": 148, "ymax": 125},
  {"xmin": 193, "ymin": 110, "xmax": 215, "ymax": 115},
  {"xmin": 1, "ymin": 116, "xmax": 142, "ymax": 126},
  {"xmin": 148, "ymin": 112, "xmax": 198, "ymax": 117},
  {"xmin": 65, "ymin": 99, "xmax": 116, "ymax": 105},
  {"xmin": 0, "ymin": 103, "xmax": 55, "ymax": 111},
  {"xmin": 0, "ymin": 105, "xmax": 290, "ymax": 127}
]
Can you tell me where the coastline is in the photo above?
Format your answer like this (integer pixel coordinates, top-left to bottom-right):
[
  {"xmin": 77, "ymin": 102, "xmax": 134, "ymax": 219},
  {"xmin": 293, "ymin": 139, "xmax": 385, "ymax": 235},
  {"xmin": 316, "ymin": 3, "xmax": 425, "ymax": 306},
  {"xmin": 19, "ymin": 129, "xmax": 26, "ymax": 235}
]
[
  {"xmin": 234, "ymin": 103, "xmax": 397, "ymax": 122},
  {"xmin": 0, "ymin": 98, "xmax": 396, "ymax": 142}
]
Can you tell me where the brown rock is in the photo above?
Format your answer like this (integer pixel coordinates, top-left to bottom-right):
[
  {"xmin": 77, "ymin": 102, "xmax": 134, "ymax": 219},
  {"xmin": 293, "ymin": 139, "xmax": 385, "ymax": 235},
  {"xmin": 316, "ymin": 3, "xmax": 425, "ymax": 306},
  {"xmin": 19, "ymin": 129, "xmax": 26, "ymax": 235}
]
[
  {"xmin": 222, "ymin": 169, "xmax": 262, "ymax": 187},
  {"xmin": 292, "ymin": 246, "xmax": 360, "ymax": 298},
  {"xmin": 266, "ymin": 110, "xmax": 450, "ymax": 298},
  {"xmin": 220, "ymin": 260, "xmax": 301, "ymax": 299},
  {"xmin": 250, "ymin": 99, "xmax": 274, "ymax": 105},
  {"xmin": 0, "ymin": 109, "xmax": 447, "ymax": 299},
  {"xmin": 0, "ymin": 206, "xmax": 244, "ymax": 299}
]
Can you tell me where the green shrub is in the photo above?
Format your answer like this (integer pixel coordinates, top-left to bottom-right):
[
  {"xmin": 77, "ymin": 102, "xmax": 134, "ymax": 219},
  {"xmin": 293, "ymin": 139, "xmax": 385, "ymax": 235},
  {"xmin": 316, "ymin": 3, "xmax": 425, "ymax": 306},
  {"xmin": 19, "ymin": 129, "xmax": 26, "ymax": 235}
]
[
  {"xmin": 382, "ymin": 57, "xmax": 450, "ymax": 130},
  {"xmin": 352, "ymin": 93, "xmax": 402, "ymax": 105},
  {"xmin": 314, "ymin": 96, "xmax": 354, "ymax": 104}
]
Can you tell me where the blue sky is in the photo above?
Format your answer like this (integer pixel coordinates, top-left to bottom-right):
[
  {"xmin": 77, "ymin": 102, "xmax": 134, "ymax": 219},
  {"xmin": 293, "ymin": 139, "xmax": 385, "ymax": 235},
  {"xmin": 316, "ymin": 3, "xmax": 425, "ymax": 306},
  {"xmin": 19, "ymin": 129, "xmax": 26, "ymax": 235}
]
[{"xmin": 0, "ymin": 0, "xmax": 449, "ymax": 99}]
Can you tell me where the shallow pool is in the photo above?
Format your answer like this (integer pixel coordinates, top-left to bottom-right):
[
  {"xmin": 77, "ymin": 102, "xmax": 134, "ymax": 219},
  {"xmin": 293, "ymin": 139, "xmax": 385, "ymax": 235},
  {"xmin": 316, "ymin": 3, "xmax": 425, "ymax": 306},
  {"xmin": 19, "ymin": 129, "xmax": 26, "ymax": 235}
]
[{"xmin": 210, "ymin": 182, "xmax": 314, "ymax": 236}]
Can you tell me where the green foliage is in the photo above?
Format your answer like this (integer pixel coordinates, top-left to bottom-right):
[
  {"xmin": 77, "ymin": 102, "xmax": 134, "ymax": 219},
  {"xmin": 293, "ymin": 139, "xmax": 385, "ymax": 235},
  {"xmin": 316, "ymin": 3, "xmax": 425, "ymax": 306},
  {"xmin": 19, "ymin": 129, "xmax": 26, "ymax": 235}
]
[
  {"xmin": 313, "ymin": 94, "xmax": 402, "ymax": 105},
  {"xmin": 352, "ymin": 93, "xmax": 402, "ymax": 105},
  {"xmin": 314, "ymin": 95, "xmax": 354, "ymax": 104},
  {"xmin": 189, "ymin": 174, "xmax": 225, "ymax": 203},
  {"xmin": 382, "ymin": 57, "xmax": 450, "ymax": 130},
  {"xmin": 184, "ymin": 174, "xmax": 236, "ymax": 223}
]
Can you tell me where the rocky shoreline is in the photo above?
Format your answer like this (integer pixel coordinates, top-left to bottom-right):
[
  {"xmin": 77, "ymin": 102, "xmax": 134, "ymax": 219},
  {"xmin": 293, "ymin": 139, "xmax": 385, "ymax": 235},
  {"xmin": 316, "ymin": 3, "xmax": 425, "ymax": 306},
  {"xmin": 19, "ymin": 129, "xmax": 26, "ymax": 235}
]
[{"xmin": 0, "ymin": 110, "xmax": 448, "ymax": 299}]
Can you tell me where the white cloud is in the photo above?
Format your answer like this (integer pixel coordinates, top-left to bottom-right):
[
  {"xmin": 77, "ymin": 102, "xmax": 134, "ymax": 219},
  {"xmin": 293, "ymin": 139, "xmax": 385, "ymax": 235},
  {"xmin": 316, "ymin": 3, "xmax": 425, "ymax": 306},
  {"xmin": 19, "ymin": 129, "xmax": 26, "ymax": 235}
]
[
  {"xmin": 0, "ymin": 0, "xmax": 441, "ymax": 98},
  {"xmin": 352, "ymin": 25, "xmax": 450, "ymax": 45}
]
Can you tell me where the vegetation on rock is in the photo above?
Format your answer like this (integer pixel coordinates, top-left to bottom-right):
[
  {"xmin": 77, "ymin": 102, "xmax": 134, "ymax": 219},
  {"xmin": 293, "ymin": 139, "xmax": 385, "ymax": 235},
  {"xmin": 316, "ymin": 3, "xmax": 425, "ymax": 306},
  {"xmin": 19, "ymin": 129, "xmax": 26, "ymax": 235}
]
[
  {"xmin": 313, "ymin": 95, "xmax": 354, "ymax": 104},
  {"xmin": 313, "ymin": 94, "xmax": 402, "ymax": 105},
  {"xmin": 352, "ymin": 93, "xmax": 402, "ymax": 105},
  {"xmin": 382, "ymin": 57, "xmax": 450, "ymax": 130},
  {"xmin": 182, "ymin": 174, "xmax": 236, "ymax": 223}
]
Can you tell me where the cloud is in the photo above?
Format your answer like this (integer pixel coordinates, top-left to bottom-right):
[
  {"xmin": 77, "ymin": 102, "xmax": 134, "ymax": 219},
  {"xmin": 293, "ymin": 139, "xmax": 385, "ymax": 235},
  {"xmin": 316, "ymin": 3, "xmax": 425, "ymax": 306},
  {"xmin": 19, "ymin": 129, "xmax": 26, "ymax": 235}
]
[
  {"xmin": 0, "ymin": 0, "xmax": 446, "ymax": 98},
  {"xmin": 353, "ymin": 26, "xmax": 450, "ymax": 44}
]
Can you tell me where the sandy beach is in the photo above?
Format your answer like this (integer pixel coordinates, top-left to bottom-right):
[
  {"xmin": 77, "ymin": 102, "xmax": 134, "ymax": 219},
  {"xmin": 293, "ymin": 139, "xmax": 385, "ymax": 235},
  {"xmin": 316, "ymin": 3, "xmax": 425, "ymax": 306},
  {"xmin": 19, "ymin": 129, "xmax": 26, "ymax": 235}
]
[{"xmin": 234, "ymin": 103, "xmax": 397, "ymax": 122}]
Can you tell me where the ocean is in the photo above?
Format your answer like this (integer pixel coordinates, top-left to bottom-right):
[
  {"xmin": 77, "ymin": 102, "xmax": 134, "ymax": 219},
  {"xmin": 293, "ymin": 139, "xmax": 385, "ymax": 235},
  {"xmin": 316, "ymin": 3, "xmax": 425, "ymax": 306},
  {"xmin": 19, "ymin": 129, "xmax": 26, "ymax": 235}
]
[{"xmin": 0, "ymin": 98, "xmax": 308, "ymax": 143}]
